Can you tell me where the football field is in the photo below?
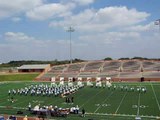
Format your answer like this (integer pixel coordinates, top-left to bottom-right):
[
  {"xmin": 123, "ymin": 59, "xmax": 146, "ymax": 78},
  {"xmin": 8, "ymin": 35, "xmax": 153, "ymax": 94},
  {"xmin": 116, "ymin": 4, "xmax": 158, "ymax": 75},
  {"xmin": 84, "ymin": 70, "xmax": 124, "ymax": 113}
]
[{"xmin": 0, "ymin": 81, "xmax": 160, "ymax": 120}]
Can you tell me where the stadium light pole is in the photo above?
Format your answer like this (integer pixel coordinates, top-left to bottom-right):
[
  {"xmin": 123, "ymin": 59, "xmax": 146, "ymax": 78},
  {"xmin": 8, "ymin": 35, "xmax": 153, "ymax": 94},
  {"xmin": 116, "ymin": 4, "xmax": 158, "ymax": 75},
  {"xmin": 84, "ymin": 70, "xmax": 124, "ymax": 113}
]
[
  {"xmin": 155, "ymin": 19, "xmax": 160, "ymax": 32},
  {"xmin": 67, "ymin": 26, "xmax": 75, "ymax": 64}
]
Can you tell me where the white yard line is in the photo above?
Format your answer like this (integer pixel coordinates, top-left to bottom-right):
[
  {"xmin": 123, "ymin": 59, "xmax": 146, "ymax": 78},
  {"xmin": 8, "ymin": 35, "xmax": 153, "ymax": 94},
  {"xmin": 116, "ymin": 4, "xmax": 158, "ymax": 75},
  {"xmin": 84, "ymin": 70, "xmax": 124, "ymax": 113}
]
[
  {"xmin": 137, "ymin": 93, "xmax": 141, "ymax": 116},
  {"xmin": 0, "ymin": 105, "xmax": 27, "ymax": 110},
  {"xmin": 94, "ymin": 91, "xmax": 114, "ymax": 113},
  {"xmin": 80, "ymin": 89, "xmax": 105, "ymax": 108},
  {"xmin": 86, "ymin": 112, "xmax": 160, "ymax": 119},
  {"xmin": 115, "ymin": 92, "xmax": 127, "ymax": 114},
  {"xmin": 151, "ymin": 83, "xmax": 160, "ymax": 111}
]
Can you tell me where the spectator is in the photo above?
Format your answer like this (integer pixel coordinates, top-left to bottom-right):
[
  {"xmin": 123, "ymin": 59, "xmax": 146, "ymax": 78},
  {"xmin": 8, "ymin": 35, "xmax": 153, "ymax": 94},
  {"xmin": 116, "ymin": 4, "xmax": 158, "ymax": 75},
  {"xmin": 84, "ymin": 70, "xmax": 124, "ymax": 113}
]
[
  {"xmin": 28, "ymin": 102, "xmax": 31, "ymax": 111},
  {"xmin": 75, "ymin": 105, "xmax": 79, "ymax": 114},
  {"xmin": 71, "ymin": 97, "xmax": 74, "ymax": 103},
  {"xmin": 9, "ymin": 115, "xmax": 16, "ymax": 120},
  {"xmin": 23, "ymin": 115, "xmax": 28, "ymax": 120},
  {"xmin": 82, "ymin": 108, "xmax": 85, "ymax": 117}
]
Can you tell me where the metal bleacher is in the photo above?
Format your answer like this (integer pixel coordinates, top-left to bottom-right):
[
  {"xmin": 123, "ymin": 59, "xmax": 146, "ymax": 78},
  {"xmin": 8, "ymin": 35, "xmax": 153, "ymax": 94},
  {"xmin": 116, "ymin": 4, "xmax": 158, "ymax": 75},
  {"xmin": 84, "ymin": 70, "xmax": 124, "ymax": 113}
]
[
  {"xmin": 83, "ymin": 61, "xmax": 103, "ymax": 72},
  {"xmin": 122, "ymin": 61, "xmax": 140, "ymax": 71},
  {"xmin": 142, "ymin": 61, "xmax": 160, "ymax": 71},
  {"xmin": 102, "ymin": 61, "xmax": 121, "ymax": 72},
  {"xmin": 77, "ymin": 72, "xmax": 98, "ymax": 78},
  {"xmin": 39, "ymin": 60, "xmax": 160, "ymax": 81},
  {"xmin": 50, "ymin": 65, "xmax": 68, "ymax": 72},
  {"xmin": 67, "ymin": 63, "xmax": 85, "ymax": 72}
]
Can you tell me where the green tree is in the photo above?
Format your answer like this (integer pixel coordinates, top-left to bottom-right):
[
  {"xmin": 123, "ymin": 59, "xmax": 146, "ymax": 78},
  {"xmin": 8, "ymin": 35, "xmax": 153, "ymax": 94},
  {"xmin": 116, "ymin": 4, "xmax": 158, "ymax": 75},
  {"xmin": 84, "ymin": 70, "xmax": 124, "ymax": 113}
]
[
  {"xmin": 118, "ymin": 58, "xmax": 130, "ymax": 60},
  {"xmin": 104, "ymin": 57, "xmax": 112, "ymax": 60}
]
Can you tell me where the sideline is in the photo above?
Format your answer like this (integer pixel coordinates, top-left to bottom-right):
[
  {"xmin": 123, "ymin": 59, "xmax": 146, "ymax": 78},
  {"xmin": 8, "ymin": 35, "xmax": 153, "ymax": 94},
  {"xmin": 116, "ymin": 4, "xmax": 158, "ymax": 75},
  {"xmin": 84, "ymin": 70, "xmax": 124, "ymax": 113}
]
[{"xmin": 87, "ymin": 112, "xmax": 160, "ymax": 119}]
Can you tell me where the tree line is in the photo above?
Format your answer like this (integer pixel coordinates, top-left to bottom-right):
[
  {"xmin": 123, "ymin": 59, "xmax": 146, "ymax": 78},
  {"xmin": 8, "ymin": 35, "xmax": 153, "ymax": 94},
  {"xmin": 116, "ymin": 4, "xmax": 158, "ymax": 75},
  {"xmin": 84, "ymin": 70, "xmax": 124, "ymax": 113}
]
[
  {"xmin": 104, "ymin": 57, "xmax": 160, "ymax": 61},
  {"xmin": 0, "ymin": 58, "xmax": 85, "ymax": 67}
]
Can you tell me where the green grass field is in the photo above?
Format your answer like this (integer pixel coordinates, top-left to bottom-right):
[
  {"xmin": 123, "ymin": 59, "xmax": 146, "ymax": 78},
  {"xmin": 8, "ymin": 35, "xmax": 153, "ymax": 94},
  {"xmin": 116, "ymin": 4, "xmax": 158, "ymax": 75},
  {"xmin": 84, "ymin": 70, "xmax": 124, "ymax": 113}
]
[
  {"xmin": 0, "ymin": 73, "xmax": 39, "ymax": 81},
  {"xmin": 0, "ymin": 81, "xmax": 160, "ymax": 120}
]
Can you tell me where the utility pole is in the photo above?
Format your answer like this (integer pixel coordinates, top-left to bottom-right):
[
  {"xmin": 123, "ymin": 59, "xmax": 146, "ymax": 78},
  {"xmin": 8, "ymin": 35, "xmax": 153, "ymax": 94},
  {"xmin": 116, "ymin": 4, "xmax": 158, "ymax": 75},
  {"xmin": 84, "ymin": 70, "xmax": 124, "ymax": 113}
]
[{"xmin": 67, "ymin": 26, "xmax": 75, "ymax": 64}]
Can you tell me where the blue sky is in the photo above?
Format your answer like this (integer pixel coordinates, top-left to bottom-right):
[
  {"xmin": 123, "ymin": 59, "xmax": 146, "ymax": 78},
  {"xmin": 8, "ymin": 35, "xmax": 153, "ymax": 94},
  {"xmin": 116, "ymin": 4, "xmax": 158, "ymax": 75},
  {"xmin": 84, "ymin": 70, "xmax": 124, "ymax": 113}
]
[{"xmin": 0, "ymin": 0, "xmax": 160, "ymax": 63}]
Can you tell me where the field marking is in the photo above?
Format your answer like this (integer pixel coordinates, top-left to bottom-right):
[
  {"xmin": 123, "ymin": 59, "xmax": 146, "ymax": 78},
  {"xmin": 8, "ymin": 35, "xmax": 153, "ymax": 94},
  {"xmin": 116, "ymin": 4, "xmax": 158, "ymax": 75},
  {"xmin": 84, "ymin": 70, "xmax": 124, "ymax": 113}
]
[
  {"xmin": 137, "ymin": 93, "xmax": 141, "ymax": 116},
  {"xmin": 86, "ymin": 112, "xmax": 160, "ymax": 119},
  {"xmin": 0, "ymin": 105, "xmax": 27, "ymax": 110},
  {"xmin": 115, "ymin": 92, "xmax": 127, "ymax": 114},
  {"xmin": 80, "ymin": 89, "xmax": 105, "ymax": 108},
  {"xmin": 151, "ymin": 83, "xmax": 160, "ymax": 111},
  {"xmin": 94, "ymin": 91, "xmax": 114, "ymax": 113},
  {"xmin": 132, "ymin": 105, "xmax": 148, "ymax": 109}
]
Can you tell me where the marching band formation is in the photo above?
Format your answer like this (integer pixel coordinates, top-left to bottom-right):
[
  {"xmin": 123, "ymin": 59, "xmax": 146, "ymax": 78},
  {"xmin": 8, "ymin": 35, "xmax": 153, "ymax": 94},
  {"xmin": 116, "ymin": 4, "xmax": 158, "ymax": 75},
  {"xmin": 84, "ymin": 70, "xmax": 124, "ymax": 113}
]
[
  {"xmin": 8, "ymin": 83, "xmax": 84, "ymax": 97},
  {"xmin": 107, "ymin": 85, "xmax": 147, "ymax": 93},
  {"xmin": 7, "ymin": 79, "xmax": 147, "ymax": 118}
]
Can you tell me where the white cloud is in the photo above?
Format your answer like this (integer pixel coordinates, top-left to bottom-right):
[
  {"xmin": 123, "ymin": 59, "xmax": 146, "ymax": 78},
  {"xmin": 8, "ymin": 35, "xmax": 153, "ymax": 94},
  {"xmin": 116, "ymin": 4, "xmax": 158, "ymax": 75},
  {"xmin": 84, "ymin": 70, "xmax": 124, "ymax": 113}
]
[
  {"xmin": 72, "ymin": 0, "xmax": 95, "ymax": 5},
  {"xmin": 26, "ymin": 3, "xmax": 75, "ymax": 20},
  {"xmin": 4, "ymin": 32, "xmax": 35, "ymax": 42},
  {"xmin": 0, "ymin": 0, "xmax": 94, "ymax": 20},
  {"xmin": 49, "ymin": 9, "xmax": 95, "ymax": 27},
  {"xmin": 79, "ymin": 31, "xmax": 140, "ymax": 45},
  {"xmin": 11, "ymin": 17, "xmax": 21, "ymax": 22},
  {"xmin": 96, "ymin": 6, "xmax": 148, "ymax": 24},
  {"xmin": 0, "ymin": 1, "xmax": 159, "ymax": 62},
  {"xmin": 0, "ymin": 32, "xmax": 75, "ymax": 62},
  {"xmin": 0, "ymin": 27, "xmax": 159, "ymax": 63},
  {"xmin": 50, "ymin": 6, "xmax": 150, "ymax": 32},
  {"xmin": 48, "ymin": 6, "xmax": 156, "ymax": 59},
  {"xmin": 0, "ymin": 0, "xmax": 43, "ymax": 19},
  {"xmin": 122, "ymin": 22, "xmax": 155, "ymax": 32}
]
